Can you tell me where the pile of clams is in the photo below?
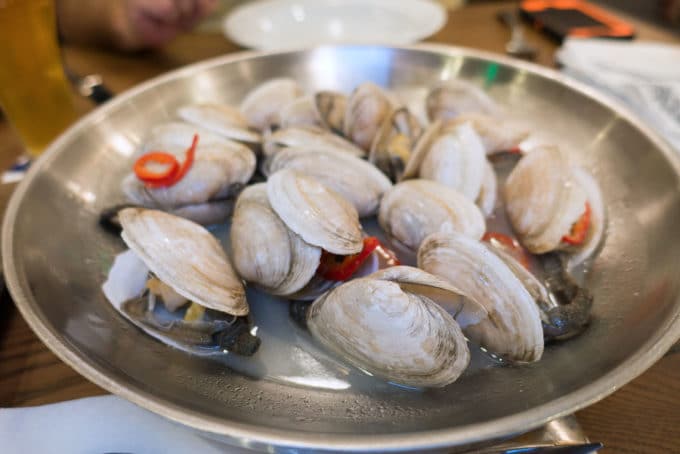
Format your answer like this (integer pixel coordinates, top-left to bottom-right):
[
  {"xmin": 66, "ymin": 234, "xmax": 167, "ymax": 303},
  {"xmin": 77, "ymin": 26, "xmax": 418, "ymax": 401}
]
[{"xmin": 102, "ymin": 77, "xmax": 605, "ymax": 388}]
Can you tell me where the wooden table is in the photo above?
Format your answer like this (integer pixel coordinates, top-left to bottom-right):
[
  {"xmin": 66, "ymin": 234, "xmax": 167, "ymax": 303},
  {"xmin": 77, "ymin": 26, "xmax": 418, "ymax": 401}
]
[{"xmin": 1, "ymin": 2, "xmax": 679, "ymax": 452}]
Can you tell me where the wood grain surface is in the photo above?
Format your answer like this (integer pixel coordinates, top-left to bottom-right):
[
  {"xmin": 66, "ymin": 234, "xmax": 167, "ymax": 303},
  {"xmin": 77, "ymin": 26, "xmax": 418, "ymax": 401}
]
[{"xmin": 1, "ymin": 2, "xmax": 679, "ymax": 452}]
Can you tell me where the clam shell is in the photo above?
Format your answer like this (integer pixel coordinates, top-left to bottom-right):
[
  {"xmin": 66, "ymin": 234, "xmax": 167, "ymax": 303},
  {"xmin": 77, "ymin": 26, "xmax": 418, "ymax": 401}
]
[
  {"xmin": 277, "ymin": 96, "xmax": 322, "ymax": 130},
  {"xmin": 566, "ymin": 167, "xmax": 606, "ymax": 270},
  {"xmin": 426, "ymin": 80, "xmax": 500, "ymax": 122},
  {"xmin": 240, "ymin": 78, "xmax": 303, "ymax": 131},
  {"xmin": 307, "ymin": 276, "xmax": 470, "ymax": 387},
  {"xmin": 177, "ymin": 104, "xmax": 261, "ymax": 144},
  {"xmin": 445, "ymin": 113, "xmax": 529, "ymax": 154},
  {"xmin": 378, "ymin": 179, "xmax": 486, "ymax": 252},
  {"xmin": 118, "ymin": 208, "xmax": 248, "ymax": 316},
  {"xmin": 419, "ymin": 122, "xmax": 487, "ymax": 201},
  {"xmin": 268, "ymin": 147, "xmax": 392, "ymax": 217},
  {"xmin": 267, "ymin": 169, "xmax": 363, "ymax": 255},
  {"xmin": 315, "ymin": 91, "xmax": 347, "ymax": 134},
  {"xmin": 262, "ymin": 126, "xmax": 366, "ymax": 174},
  {"xmin": 418, "ymin": 232, "xmax": 544, "ymax": 362},
  {"xmin": 343, "ymin": 82, "xmax": 395, "ymax": 151},
  {"xmin": 400, "ymin": 120, "xmax": 443, "ymax": 180},
  {"xmin": 369, "ymin": 107, "xmax": 423, "ymax": 181},
  {"xmin": 368, "ymin": 266, "xmax": 488, "ymax": 327},
  {"xmin": 122, "ymin": 124, "xmax": 256, "ymax": 224},
  {"xmin": 503, "ymin": 146, "xmax": 588, "ymax": 253},
  {"xmin": 477, "ymin": 159, "xmax": 498, "ymax": 217},
  {"xmin": 140, "ymin": 122, "xmax": 230, "ymax": 153},
  {"xmin": 231, "ymin": 184, "xmax": 321, "ymax": 295}
]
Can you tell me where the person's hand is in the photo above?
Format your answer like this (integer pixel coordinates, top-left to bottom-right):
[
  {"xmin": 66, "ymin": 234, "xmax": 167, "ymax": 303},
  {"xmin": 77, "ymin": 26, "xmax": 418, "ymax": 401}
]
[
  {"xmin": 113, "ymin": 0, "xmax": 219, "ymax": 50},
  {"xmin": 57, "ymin": 0, "xmax": 219, "ymax": 51}
]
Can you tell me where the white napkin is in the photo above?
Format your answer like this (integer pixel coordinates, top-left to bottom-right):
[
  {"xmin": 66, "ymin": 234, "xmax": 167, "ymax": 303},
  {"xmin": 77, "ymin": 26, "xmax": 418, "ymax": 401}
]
[
  {"xmin": 0, "ymin": 395, "xmax": 255, "ymax": 453},
  {"xmin": 556, "ymin": 38, "xmax": 680, "ymax": 152}
]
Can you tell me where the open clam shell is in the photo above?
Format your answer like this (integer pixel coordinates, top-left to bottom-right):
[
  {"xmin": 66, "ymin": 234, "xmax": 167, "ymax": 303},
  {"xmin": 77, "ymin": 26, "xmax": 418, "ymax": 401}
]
[
  {"xmin": 418, "ymin": 232, "xmax": 544, "ymax": 363},
  {"xmin": 419, "ymin": 122, "xmax": 487, "ymax": 201},
  {"xmin": 177, "ymin": 103, "xmax": 261, "ymax": 145},
  {"xmin": 343, "ymin": 82, "xmax": 395, "ymax": 151},
  {"xmin": 378, "ymin": 179, "xmax": 486, "ymax": 252},
  {"xmin": 118, "ymin": 208, "xmax": 249, "ymax": 316},
  {"xmin": 503, "ymin": 146, "xmax": 593, "ymax": 254},
  {"xmin": 276, "ymin": 96, "xmax": 323, "ymax": 130},
  {"xmin": 268, "ymin": 147, "xmax": 392, "ymax": 217},
  {"xmin": 315, "ymin": 90, "xmax": 347, "ymax": 134},
  {"xmin": 240, "ymin": 78, "xmax": 303, "ymax": 131},
  {"xmin": 369, "ymin": 107, "xmax": 423, "ymax": 181},
  {"xmin": 445, "ymin": 113, "xmax": 530, "ymax": 155},
  {"xmin": 262, "ymin": 125, "xmax": 366, "ymax": 174},
  {"xmin": 267, "ymin": 169, "xmax": 363, "ymax": 255},
  {"xmin": 231, "ymin": 184, "xmax": 321, "ymax": 296},
  {"xmin": 425, "ymin": 80, "xmax": 500, "ymax": 122},
  {"xmin": 306, "ymin": 270, "xmax": 471, "ymax": 387}
]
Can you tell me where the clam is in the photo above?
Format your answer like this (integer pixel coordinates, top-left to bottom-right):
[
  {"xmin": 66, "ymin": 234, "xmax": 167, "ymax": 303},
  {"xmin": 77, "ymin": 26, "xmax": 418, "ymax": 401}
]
[
  {"xmin": 503, "ymin": 145, "xmax": 605, "ymax": 260},
  {"xmin": 176, "ymin": 103, "xmax": 261, "ymax": 145},
  {"xmin": 445, "ymin": 113, "xmax": 529, "ymax": 155},
  {"xmin": 401, "ymin": 121, "xmax": 496, "ymax": 216},
  {"xmin": 102, "ymin": 208, "xmax": 260, "ymax": 356},
  {"xmin": 268, "ymin": 147, "xmax": 392, "ymax": 217},
  {"xmin": 267, "ymin": 169, "xmax": 363, "ymax": 255},
  {"xmin": 231, "ymin": 184, "xmax": 321, "ymax": 296},
  {"xmin": 315, "ymin": 90, "xmax": 347, "ymax": 134},
  {"xmin": 240, "ymin": 78, "xmax": 303, "ymax": 131},
  {"xmin": 378, "ymin": 179, "xmax": 486, "ymax": 253},
  {"xmin": 121, "ymin": 123, "xmax": 256, "ymax": 225},
  {"xmin": 303, "ymin": 266, "xmax": 476, "ymax": 387},
  {"xmin": 369, "ymin": 107, "xmax": 423, "ymax": 181},
  {"xmin": 276, "ymin": 96, "xmax": 323, "ymax": 130},
  {"xmin": 344, "ymin": 82, "xmax": 395, "ymax": 151},
  {"xmin": 426, "ymin": 80, "xmax": 500, "ymax": 122},
  {"xmin": 418, "ymin": 232, "xmax": 544, "ymax": 362},
  {"xmin": 261, "ymin": 125, "xmax": 365, "ymax": 174}
]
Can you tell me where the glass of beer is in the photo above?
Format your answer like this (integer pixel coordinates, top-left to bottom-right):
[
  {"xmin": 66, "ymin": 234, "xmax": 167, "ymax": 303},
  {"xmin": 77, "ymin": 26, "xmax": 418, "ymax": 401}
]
[{"xmin": 0, "ymin": 0, "xmax": 79, "ymax": 157}]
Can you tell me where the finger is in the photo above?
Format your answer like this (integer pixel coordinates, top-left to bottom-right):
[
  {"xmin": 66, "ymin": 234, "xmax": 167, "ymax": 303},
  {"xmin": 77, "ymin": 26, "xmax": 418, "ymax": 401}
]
[{"xmin": 132, "ymin": 0, "xmax": 179, "ymax": 23}]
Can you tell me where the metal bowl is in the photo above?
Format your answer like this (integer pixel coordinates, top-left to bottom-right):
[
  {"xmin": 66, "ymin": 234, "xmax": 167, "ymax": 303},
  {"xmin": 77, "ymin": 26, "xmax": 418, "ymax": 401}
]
[{"xmin": 4, "ymin": 45, "xmax": 680, "ymax": 452}]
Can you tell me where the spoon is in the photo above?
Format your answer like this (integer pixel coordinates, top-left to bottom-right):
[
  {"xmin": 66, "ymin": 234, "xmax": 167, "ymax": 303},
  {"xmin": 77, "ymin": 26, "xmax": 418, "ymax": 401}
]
[{"xmin": 497, "ymin": 10, "xmax": 539, "ymax": 60}]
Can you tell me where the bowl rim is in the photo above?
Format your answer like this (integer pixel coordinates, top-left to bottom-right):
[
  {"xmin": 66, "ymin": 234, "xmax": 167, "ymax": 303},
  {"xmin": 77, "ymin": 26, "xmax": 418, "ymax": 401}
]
[{"xmin": 4, "ymin": 44, "xmax": 680, "ymax": 452}]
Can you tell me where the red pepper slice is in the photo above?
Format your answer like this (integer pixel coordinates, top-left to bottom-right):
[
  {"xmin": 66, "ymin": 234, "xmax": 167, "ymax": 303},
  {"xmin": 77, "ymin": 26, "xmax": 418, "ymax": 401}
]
[
  {"xmin": 317, "ymin": 237, "xmax": 382, "ymax": 281},
  {"xmin": 482, "ymin": 231, "xmax": 530, "ymax": 269},
  {"xmin": 134, "ymin": 134, "xmax": 199, "ymax": 188},
  {"xmin": 133, "ymin": 153, "xmax": 178, "ymax": 182},
  {"xmin": 562, "ymin": 202, "xmax": 591, "ymax": 246}
]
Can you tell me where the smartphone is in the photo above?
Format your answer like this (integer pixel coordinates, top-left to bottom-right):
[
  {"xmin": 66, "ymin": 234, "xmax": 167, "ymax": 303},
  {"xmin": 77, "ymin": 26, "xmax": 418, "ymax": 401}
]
[{"xmin": 520, "ymin": 0, "xmax": 635, "ymax": 42}]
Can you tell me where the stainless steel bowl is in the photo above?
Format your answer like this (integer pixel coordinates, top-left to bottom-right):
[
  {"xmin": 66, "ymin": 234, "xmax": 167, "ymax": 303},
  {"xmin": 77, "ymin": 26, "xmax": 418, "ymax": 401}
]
[{"xmin": 4, "ymin": 45, "xmax": 680, "ymax": 452}]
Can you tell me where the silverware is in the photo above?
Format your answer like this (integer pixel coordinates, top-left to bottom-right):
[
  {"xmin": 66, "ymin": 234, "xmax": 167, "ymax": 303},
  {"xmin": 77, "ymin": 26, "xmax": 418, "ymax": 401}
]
[
  {"xmin": 497, "ymin": 10, "xmax": 539, "ymax": 60},
  {"xmin": 66, "ymin": 71, "xmax": 114, "ymax": 105},
  {"xmin": 476, "ymin": 442, "xmax": 603, "ymax": 454}
]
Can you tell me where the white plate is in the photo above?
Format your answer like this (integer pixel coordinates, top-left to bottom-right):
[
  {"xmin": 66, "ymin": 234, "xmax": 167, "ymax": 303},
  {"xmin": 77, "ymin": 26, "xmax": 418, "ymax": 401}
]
[{"xmin": 223, "ymin": 0, "xmax": 447, "ymax": 50}]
